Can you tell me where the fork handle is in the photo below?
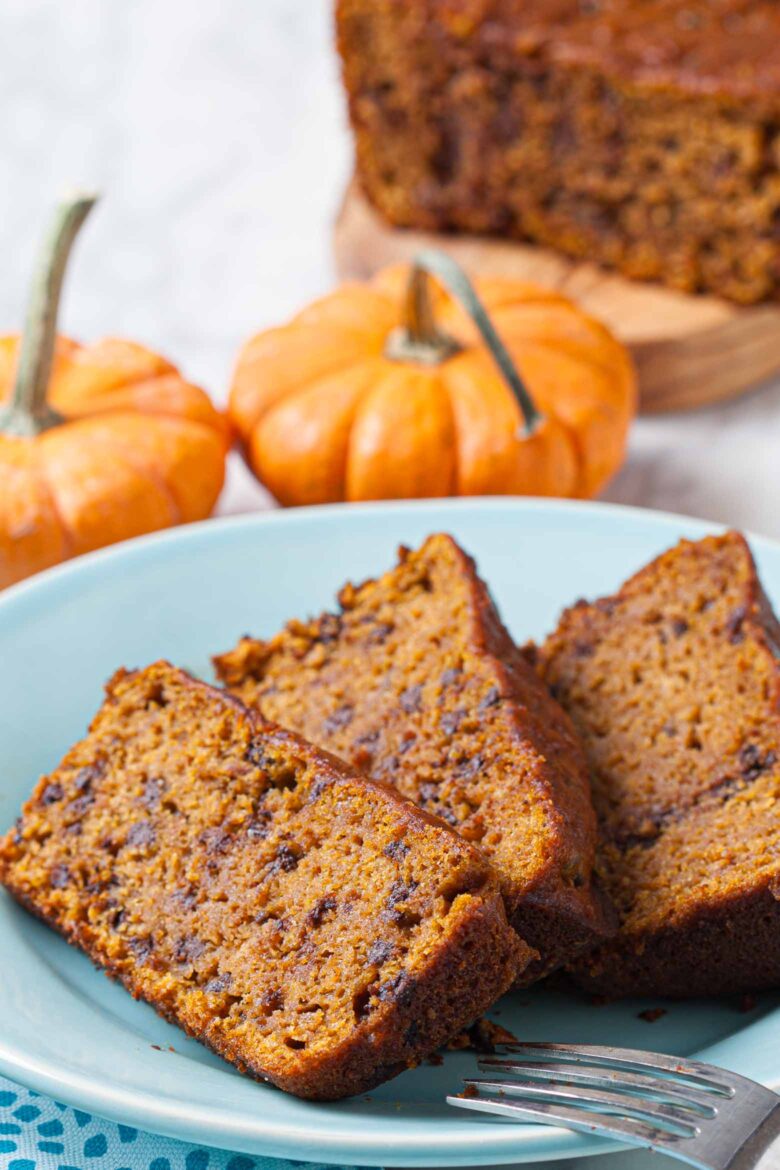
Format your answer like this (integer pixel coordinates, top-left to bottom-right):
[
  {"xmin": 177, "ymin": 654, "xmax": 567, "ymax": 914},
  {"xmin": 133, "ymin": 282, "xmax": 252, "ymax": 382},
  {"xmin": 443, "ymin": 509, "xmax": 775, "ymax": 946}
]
[{"xmin": 730, "ymin": 1107, "xmax": 780, "ymax": 1170}]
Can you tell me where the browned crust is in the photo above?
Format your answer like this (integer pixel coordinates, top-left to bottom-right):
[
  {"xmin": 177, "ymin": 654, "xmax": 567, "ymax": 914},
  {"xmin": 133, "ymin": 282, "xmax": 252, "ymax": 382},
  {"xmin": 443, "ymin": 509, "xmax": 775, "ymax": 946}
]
[
  {"xmin": 439, "ymin": 537, "xmax": 616, "ymax": 976},
  {"xmin": 336, "ymin": 0, "xmax": 780, "ymax": 304},
  {"xmin": 577, "ymin": 885, "xmax": 780, "ymax": 1000},
  {"xmin": 0, "ymin": 662, "xmax": 527, "ymax": 1100},
  {"xmin": 338, "ymin": 0, "xmax": 780, "ymax": 106}
]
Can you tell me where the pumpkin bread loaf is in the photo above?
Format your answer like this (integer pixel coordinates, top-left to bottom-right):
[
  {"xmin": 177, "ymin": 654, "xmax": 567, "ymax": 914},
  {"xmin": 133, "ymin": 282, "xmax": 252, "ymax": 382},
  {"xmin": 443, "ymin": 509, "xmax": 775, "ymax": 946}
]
[
  {"xmin": 535, "ymin": 532, "xmax": 780, "ymax": 997},
  {"xmin": 215, "ymin": 534, "xmax": 613, "ymax": 980},
  {"xmin": 338, "ymin": 0, "xmax": 780, "ymax": 303},
  {"xmin": 0, "ymin": 661, "xmax": 526, "ymax": 1099}
]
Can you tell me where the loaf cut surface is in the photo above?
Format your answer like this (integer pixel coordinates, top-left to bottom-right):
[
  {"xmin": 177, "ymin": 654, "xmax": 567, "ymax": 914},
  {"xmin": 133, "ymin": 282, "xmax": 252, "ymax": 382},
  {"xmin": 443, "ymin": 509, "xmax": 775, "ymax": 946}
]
[
  {"xmin": 536, "ymin": 532, "xmax": 780, "ymax": 997},
  {"xmin": 215, "ymin": 534, "xmax": 613, "ymax": 979},
  {"xmin": 0, "ymin": 661, "xmax": 525, "ymax": 1099},
  {"xmin": 338, "ymin": 0, "xmax": 780, "ymax": 303}
]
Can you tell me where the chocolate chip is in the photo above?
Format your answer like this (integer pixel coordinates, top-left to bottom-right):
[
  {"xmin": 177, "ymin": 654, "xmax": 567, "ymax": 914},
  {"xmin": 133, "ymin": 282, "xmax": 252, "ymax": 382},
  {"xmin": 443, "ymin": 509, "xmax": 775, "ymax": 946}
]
[
  {"xmin": 739, "ymin": 744, "xmax": 778, "ymax": 780},
  {"xmin": 386, "ymin": 879, "xmax": 419, "ymax": 907},
  {"xmin": 367, "ymin": 939, "xmax": 394, "ymax": 966},
  {"xmin": 200, "ymin": 827, "xmax": 233, "ymax": 855},
  {"xmin": 307, "ymin": 896, "xmax": 337, "ymax": 927},
  {"xmin": 175, "ymin": 936, "xmax": 206, "ymax": 964},
  {"xmin": 246, "ymin": 813, "xmax": 272, "ymax": 840},
  {"xmin": 671, "ymin": 618, "xmax": 689, "ymax": 637},
  {"xmin": 365, "ymin": 622, "xmax": 394, "ymax": 646},
  {"xmin": 440, "ymin": 709, "xmax": 464, "ymax": 736},
  {"xmin": 41, "ymin": 783, "xmax": 64, "ymax": 805},
  {"xmin": 317, "ymin": 613, "xmax": 342, "ymax": 643},
  {"xmin": 440, "ymin": 668, "xmax": 461, "ymax": 687},
  {"xmin": 128, "ymin": 936, "xmax": 153, "ymax": 960},
  {"xmin": 399, "ymin": 685, "xmax": 422, "ymax": 714},
  {"xmin": 206, "ymin": 973, "xmax": 232, "ymax": 994},
  {"xmin": 273, "ymin": 843, "xmax": 300, "ymax": 873},
  {"xmin": 140, "ymin": 777, "xmax": 166, "ymax": 809},
  {"xmin": 725, "ymin": 605, "xmax": 748, "ymax": 644},
  {"xmin": 308, "ymin": 778, "xmax": 328, "ymax": 801},
  {"xmin": 479, "ymin": 686, "xmax": 501, "ymax": 710},
  {"xmin": 397, "ymin": 736, "xmax": 415, "ymax": 755},
  {"xmin": 419, "ymin": 782, "xmax": 438, "ymax": 804},
  {"xmin": 455, "ymin": 754, "xmax": 485, "ymax": 780},
  {"xmin": 376, "ymin": 754, "xmax": 399, "ymax": 776},
  {"xmin": 126, "ymin": 821, "xmax": 156, "ymax": 848},
  {"xmin": 74, "ymin": 761, "xmax": 104, "ymax": 791},
  {"xmin": 323, "ymin": 704, "xmax": 354, "ymax": 734},
  {"xmin": 246, "ymin": 741, "xmax": 271, "ymax": 769},
  {"xmin": 354, "ymin": 729, "xmax": 380, "ymax": 748},
  {"xmin": 172, "ymin": 887, "xmax": 197, "ymax": 911},
  {"xmin": 378, "ymin": 972, "xmax": 414, "ymax": 1007},
  {"xmin": 69, "ymin": 792, "xmax": 94, "ymax": 819},
  {"xmin": 261, "ymin": 988, "xmax": 284, "ymax": 1012},
  {"xmin": 50, "ymin": 864, "xmax": 70, "ymax": 889},
  {"xmin": 574, "ymin": 641, "xmax": 594, "ymax": 658},
  {"xmin": 383, "ymin": 840, "xmax": 410, "ymax": 861}
]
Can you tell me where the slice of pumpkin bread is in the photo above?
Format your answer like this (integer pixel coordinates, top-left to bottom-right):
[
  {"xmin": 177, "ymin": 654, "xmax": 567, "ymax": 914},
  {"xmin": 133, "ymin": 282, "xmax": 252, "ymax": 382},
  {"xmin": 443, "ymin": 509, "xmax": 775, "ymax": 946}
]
[
  {"xmin": 215, "ymin": 534, "xmax": 613, "ymax": 979},
  {"xmin": 0, "ymin": 661, "xmax": 526, "ymax": 1100},
  {"xmin": 535, "ymin": 532, "xmax": 780, "ymax": 997}
]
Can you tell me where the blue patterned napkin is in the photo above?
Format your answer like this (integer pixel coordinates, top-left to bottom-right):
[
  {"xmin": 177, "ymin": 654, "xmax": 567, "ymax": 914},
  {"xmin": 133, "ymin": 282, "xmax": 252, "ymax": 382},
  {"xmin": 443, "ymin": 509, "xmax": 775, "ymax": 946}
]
[{"xmin": 0, "ymin": 1074, "xmax": 356, "ymax": 1170}]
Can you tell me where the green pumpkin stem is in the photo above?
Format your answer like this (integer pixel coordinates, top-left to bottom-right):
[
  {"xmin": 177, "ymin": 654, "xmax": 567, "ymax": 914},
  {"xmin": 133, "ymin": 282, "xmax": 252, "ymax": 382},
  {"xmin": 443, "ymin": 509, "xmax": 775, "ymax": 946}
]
[
  {"xmin": 384, "ymin": 248, "xmax": 543, "ymax": 437},
  {"xmin": 0, "ymin": 191, "xmax": 98, "ymax": 438}
]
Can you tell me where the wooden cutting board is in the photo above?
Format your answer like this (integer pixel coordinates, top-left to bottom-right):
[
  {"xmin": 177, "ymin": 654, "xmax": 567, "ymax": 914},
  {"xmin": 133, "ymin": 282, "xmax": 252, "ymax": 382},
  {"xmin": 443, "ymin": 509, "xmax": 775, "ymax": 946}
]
[{"xmin": 334, "ymin": 180, "xmax": 780, "ymax": 415}]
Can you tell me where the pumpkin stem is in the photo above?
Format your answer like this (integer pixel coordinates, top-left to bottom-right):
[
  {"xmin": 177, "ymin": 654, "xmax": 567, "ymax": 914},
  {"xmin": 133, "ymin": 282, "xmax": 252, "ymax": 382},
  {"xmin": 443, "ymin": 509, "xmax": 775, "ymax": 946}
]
[
  {"xmin": 384, "ymin": 249, "xmax": 543, "ymax": 437},
  {"xmin": 0, "ymin": 190, "xmax": 98, "ymax": 438}
]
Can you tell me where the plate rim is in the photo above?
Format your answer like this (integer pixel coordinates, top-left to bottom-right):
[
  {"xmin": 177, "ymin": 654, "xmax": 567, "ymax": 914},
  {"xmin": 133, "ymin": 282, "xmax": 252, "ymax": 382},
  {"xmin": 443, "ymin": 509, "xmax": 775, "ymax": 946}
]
[{"xmin": 1, "ymin": 495, "xmax": 778, "ymax": 1165}]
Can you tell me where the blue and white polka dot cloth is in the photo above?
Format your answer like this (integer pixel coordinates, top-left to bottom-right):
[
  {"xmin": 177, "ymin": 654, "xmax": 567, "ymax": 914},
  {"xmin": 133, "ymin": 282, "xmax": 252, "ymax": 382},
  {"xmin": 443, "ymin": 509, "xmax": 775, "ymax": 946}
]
[{"xmin": 0, "ymin": 1075, "xmax": 356, "ymax": 1170}]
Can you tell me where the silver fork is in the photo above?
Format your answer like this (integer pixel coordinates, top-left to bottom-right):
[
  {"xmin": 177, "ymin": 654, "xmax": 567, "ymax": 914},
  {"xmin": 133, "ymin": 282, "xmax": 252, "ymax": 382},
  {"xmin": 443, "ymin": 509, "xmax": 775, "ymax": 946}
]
[{"xmin": 446, "ymin": 1043, "xmax": 780, "ymax": 1170}]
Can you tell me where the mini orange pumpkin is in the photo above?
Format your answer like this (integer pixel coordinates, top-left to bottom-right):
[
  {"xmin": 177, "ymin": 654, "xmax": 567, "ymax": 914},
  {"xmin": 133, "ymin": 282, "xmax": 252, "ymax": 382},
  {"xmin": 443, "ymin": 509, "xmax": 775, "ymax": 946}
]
[
  {"xmin": 0, "ymin": 193, "xmax": 229, "ymax": 589},
  {"xmin": 229, "ymin": 250, "xmax": 636, "ymax": 506}
]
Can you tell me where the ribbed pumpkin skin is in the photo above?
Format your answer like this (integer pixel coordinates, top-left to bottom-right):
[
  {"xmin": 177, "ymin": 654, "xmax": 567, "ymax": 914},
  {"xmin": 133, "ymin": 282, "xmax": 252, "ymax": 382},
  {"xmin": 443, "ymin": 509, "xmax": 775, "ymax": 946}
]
[
  {"xmin": 0, "ymin": 335, "xmax": 229, "ymax": 588},
  {"xmin": 229, "ymin": 266, "xmax": 637, "ymax": 508}
]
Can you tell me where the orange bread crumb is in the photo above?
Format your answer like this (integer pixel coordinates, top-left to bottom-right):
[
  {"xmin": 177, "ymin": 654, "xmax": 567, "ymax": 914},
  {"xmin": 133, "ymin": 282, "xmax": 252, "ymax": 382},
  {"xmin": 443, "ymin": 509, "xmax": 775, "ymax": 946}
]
[
  {"xmin": 0, "ymin": 662, "xmax": 526, "ymax": 1098},
  {"xmin": 536, "ymin": 532, "xmax": 780, "ymax": 997},
  {"xmin": 216, "ymin": 534, "xmax": 613, "ymax": 979}
]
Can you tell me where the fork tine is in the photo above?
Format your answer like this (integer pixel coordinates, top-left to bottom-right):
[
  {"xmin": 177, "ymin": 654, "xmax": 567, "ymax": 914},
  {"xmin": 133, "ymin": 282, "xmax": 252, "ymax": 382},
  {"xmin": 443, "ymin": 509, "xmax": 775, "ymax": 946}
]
[
  {"xmin": 446, "ymin": 1093, "xmax": 698, "ymax": 1154},
  {"xmin": 478, "ymin": 1060, "xmax": 718, "ymax": 1113},
  {"xmin": 501, "ymin": 1043, "xmax": 734, "ymax": 1096},
  {"xmin": 466, "ymin": 1078, "xmax": 702, "ymax": 1135}
]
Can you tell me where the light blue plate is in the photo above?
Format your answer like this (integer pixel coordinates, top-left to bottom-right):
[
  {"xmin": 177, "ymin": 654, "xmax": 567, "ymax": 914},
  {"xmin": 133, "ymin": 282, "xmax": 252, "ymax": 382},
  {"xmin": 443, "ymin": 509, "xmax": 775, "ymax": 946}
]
[{"xmin": 2, "ymin": 499, "xmax": 780, "ymax": 1167}]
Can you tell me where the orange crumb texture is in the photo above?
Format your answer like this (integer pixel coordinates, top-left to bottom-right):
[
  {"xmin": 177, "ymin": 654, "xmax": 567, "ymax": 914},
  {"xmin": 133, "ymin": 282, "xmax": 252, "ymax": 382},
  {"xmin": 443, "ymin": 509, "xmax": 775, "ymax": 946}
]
[
  {"xmin": 215, "ymin": 532, "xmax": 615, "ymax": 980},
  {"xmin": 0, "ymin": 662, "xmax": 524, "ymax": 1100},
  {"xmin": 536, "ymin": 531, "xmax": 780, "ymax": 997}
]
